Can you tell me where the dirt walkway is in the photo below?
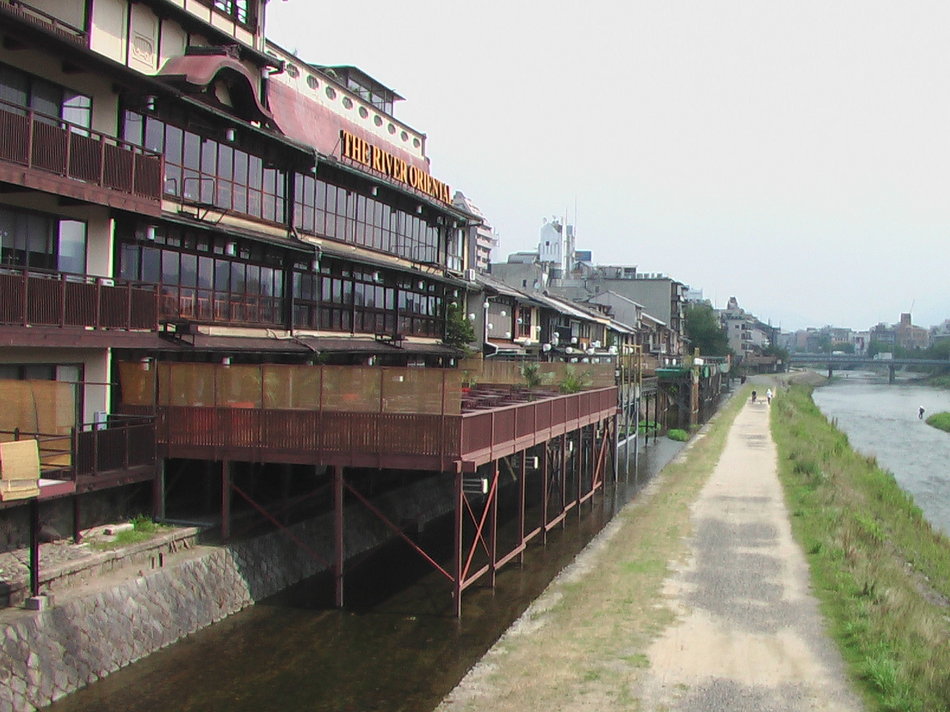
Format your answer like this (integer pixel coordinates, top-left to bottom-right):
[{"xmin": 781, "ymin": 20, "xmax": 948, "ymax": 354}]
[
  {"xmin": 437, "ymin": 389, "xmax": 863, "ymax": 712},
  {"xmin": 636, "ymin": 396, "xmax": 863, "ymax": 712}
]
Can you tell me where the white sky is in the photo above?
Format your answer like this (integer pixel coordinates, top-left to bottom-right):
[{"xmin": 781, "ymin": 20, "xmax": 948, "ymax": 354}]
[{"xmin": 266, "ymin": 1, "xmax": 949, "ymax": 332}]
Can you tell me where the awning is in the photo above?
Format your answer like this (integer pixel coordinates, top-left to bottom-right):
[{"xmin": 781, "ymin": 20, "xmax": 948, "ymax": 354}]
[{"xmin": 158, "ymin": 53, "xmax": 275, "ymax": 126}]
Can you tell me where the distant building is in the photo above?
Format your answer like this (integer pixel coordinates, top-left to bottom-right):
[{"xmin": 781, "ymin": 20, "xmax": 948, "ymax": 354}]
[
  {"xmin": 895, "ymin": 313, "xmax": 930, "ymax": 350},
  {"xmin": 453, "ymin": 191, "xmax": 498, "ymax": 273}
]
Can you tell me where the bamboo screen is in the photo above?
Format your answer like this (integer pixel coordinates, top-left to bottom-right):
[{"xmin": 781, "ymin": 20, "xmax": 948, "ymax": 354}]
[{"xmin": 121, "ymin": 364, "xmax": 462, "ymax": 415}]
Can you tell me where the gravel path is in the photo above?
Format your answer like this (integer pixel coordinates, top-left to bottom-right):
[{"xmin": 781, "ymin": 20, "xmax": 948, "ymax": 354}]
[{"xmin": 636, "ymin": 396, "xmax": 864, "ymax": 712}]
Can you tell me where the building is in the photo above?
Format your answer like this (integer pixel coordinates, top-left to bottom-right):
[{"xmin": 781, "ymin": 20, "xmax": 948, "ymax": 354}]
[
  {"xmin": 453, "ymin": 191, "xmax": 498, "ymax": 273},
  {"xmin": 0, "ymin": 0, "xmax": 620, "ymax": 644}
]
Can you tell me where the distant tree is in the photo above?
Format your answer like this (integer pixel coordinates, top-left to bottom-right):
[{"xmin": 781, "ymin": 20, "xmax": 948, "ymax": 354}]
[
  {"xmin": 816, "ymin": 334, "xmax": 833, "ymax": 353},
  {"xmin": 867, "ymin": 340, "xmax": 888, "ymax": 358},
  {"xmin": 762, "ymin": 343, "xmax": 790, "ymax": 367},
  {"xmin": 831, "ymin": 341, "xmax": 855, "ymax": 354},
  {"xmin": 684, "ymin": 304, "xmax": 730, "ymax": 356}
]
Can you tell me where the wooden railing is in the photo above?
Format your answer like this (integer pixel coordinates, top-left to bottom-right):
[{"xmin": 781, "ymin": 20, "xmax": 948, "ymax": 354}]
[
  {"xmin": 0, "ymin": 267, "xmax": 158, "ymax": 330},
  {"xmin": 1, "ymin": 0, "xmax": 86, "ymax": 43},
  {"xmin": 0, "ymin": 99, "xmax": 163, "ymax": 201},
  {"xmin": 146, "ymin": 386, "xmax": 618, "ymax": 471}
]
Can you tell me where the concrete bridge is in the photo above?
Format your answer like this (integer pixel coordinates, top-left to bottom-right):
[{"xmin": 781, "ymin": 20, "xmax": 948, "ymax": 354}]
[{"xmin": 788, "ymin": 354, "xmax": 950, "ymax": 383}]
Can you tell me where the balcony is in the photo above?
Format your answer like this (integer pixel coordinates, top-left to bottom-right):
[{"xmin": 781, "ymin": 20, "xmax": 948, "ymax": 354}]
[
  {"xmin": 0, "ymin": 267, "xmax": 158, "ymax": 331},
  {"xmin": 0, "ymin": 100, "xmax": 164, "ymax": 214},
  {"xmin": 117, "ymin": 362, "xmax": 618, "ymax": 473},
  {"xmin": 149, "ymin": 387, "xmax": 616, "ymax": 472},
  {"xmin": 0, "ymin": 415, "xmax": 157, "ymax": 501},
  {"xmin": 0, "ymin": 1, "xmax": 86, "ymax": 45}
]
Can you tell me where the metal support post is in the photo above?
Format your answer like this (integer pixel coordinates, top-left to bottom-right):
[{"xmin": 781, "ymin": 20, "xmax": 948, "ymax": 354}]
[
  {"xmin": 333, "ymin": 465, "xmax": 344, "ymax": 608},
  {"xmin": 29, "ymin": 498, "xmax": 40, "ymax": 598},
  {"xmin": 489, "ymin": 459, "xmax": 499, "ymax": 588},
  {"xmin": 453, "ymin": 469, "xmax": 463, "ymax": 618},
  {"xmin": 152, "ymin": 459, "xmax": 165, "ymax": 521},
  {"xmin": 518, "ymin": 450, "xmax": 527, "ymax": 564},
  {"xmin": 72, "ymin": 495, "xmax": 81, "ymax": 543},
  {"xmin": 541, "ymin": 443, "xmax": 549, "ymax": 545},
  {"xmin": 220, "ymin": 460, "xmax": 231, "ymax": 541}
]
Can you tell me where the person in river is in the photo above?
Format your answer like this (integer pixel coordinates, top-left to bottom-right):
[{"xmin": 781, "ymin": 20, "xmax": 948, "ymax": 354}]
[
  {"xmin": 751, "ymin": 390, "xmax": 757, "ymax": 403},
  {"xmin": 918, "ymin": 406, "xmax": 925, "ymax": 420},
  {"xmin": 766, "ymin": 388, "xmax": 773, "ymax": 405}
]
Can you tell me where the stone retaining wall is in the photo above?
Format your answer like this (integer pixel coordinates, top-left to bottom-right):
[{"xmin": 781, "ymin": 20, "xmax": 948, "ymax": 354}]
[{"xmin": 0, "ymin": 474, "xmax": 454, "ymax": 711}]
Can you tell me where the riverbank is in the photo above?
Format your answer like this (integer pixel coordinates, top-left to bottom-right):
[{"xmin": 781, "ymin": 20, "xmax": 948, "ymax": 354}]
[
  {"xmin": 439, "ymin": 381, "xmax": 866, "ymax": 711},
  {"xmin": 773, "ymin": 385, "xmax": 950, "ymax": 712},
  {"xmin": 437, "ymin": 372, "xmax": 950, "ymax": 711}
]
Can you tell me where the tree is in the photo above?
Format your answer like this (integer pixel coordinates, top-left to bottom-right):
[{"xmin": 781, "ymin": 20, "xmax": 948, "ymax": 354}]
[
  {"xmin": 444, "ymin": 302, "xmax": 475, "ymax": 350},
  {"xmin": 684, "ymin": 304, "xmax": 730, "ymax": 356}
]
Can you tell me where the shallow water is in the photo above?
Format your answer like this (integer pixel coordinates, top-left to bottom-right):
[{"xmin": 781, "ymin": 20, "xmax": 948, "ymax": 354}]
[
  {"xmin": 812, "ymin": 373, "xmax": 950, "ymax": 536},
  {"xmin": 48, "ymin": 436, "xmax": 685, "ymax": 712}
]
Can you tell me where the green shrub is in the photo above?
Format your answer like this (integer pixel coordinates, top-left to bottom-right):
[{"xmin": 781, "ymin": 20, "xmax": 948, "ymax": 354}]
[
  {"xmin": 667, "ymin": 428, "xmax": 689, "ymax": 441},
  {"xmin": 924, "ymin": 411, "xmax": 950, "ymax": 433}
]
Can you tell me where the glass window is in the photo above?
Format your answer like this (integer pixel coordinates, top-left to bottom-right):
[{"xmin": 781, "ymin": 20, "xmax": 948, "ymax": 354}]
[
  {"xmin": 61, "ymin": 92, "xmax": 91, "ymax": 130},
  {"xmin": 119, "ymin": 243, "xmax": 139, "ymax": 281},
  {"xmin": 0, "ymin": 64, "xmax": 28, "ymax": 108},
  {"xmin": 141, "ymin": 246, "xmax": 160, "ymax": 283},
  {"xmin": 144, "ymin": 117, "xmax": 164, "ymax": 153},
  {"xmin": 57, "ymin": 220, "xmax": 86, "ymax": 274},
  {"xmin": 161, "ymin": 250, "xmax": 179, "ymax": 283},
  {"xmin": 28, "ymin": 78, "xmax": 60, "ymax": 120}
]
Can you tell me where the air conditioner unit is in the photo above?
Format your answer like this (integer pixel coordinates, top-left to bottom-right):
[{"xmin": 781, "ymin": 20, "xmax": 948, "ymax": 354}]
[
  {"xmin": 464, "ymin": 268, "xmax": 476, "ymax": 281},
  {"xmin": 526, "ymin": 456, "xmax": 539, "ymax": 469}
]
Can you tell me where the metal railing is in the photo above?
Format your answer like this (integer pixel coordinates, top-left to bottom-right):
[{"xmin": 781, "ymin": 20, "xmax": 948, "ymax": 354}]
[
  {"xmin": 1, "ymin": 415, "xmax": 156, "ymax": 482},
  {"xmin": 0, "ymin": 98, "xmax": 163, "ymax": 200},
  {"xmin": 0, "ymin": 267, "xmax": 158, "ymax": 330}
]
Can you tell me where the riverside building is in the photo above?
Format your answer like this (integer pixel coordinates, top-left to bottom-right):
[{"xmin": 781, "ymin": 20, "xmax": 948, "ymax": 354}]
[{"xmin": 0, "ymin": 0, "xmax": 619, "ymax": 637}]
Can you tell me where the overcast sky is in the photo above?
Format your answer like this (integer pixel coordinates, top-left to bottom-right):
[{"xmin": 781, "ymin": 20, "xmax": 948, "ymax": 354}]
[{"xmin": 266, "ymin": 1, "xmax": 948, "ymax": 333}]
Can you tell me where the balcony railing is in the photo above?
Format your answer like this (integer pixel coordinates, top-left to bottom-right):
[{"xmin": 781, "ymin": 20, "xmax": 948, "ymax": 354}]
[
  {"xmin": 1, "ymin": 0, "xmax": 86, "ymax": 44},
  {"xmin": 1, "ymin": 415, "xmax": 156, "ymax": 491},
  {"xmin": 0, "ymin": 99, "xmax": 163, "ymax": 202},
  {"xmin": 146, "ymin": 386, "xmax": 618, "ymax": 471},
  {"xmin": 0, "ymin": 267, "xmax": 158, "ymax": 330}
]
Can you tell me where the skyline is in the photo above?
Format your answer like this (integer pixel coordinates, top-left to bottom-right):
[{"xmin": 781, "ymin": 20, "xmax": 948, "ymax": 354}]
[{"xmin": 266, "ymin": 1, "xmax": 949, "ymax": 332}]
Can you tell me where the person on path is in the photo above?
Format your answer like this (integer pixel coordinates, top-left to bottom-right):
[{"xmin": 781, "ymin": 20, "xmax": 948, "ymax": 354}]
[
  {"xmin": 766, "ymin": 387, "xmax": 773, "ymax": 405},
  {"xmin": 918, "ymin": 406, "xmax": 925, "ymax": 420},
  {"xmin": 751, "ymin": 390, "xmax": 757, "ymax": 403}
]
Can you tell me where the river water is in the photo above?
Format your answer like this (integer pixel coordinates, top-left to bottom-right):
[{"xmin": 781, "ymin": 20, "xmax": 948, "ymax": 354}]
[
  {"xmin": 811, "ymin": 373, "xmax": 950, "ymax": 537},
  {"xmin": 48, "ymin": 433, "xmax": 687, "ymax": 712}
]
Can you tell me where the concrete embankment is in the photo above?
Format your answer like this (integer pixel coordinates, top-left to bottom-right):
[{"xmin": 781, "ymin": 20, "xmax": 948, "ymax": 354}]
[{"xmin": 0, "ymin": 474, "xmax": 454, "ymax": 712}]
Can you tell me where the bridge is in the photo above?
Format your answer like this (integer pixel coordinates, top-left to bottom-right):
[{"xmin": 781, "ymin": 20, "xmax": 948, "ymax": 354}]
[{"xmin": 788, "ymin": 354, "xmax": 950, "ymax": 383}]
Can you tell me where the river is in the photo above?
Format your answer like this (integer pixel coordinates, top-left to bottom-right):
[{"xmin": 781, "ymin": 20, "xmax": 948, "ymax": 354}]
[
  {"xmin": 47, "ymin": 434, "xmax": 687, "ymax": 712},
  {"xmin": 811, "ymin": 372, "xmax": 950, "ymax": 537}
]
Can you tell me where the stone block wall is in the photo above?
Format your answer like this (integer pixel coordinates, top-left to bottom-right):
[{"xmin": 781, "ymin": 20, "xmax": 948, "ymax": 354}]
[{"xmin": 0, "ymin": 472, "xmax": 455, "ymax": 711}]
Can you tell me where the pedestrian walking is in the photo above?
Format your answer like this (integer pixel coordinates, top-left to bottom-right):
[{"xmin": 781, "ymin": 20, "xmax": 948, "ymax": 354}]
[
  {"xmin": 918, "ymin": 406, "xmax": 925, "ymax": 420},
  {"xmin": 751, "ymin": 390, "xmax": 757, "ymax": 403},
  {"xmin": 766, "ymin": 388, "xmax": 773, "ymax": 405}
]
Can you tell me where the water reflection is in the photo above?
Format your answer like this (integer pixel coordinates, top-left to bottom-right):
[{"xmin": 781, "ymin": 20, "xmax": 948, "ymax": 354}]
[{"xmin": 49, "ymin": 437, "xmax": 684, "ymax": 712}]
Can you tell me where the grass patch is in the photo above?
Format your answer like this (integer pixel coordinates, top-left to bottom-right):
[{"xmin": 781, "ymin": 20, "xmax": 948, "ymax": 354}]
[
  {"xmin": 89, "ymin": 515, "xmax": 169, "ymax": 550},
  {"xmin": 925, "ymin": 411, "xmax": 950, "ymax": 433},
  {"xmin": 771, "ymin": 386, "xmax": 950, "ymax": 712}
]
